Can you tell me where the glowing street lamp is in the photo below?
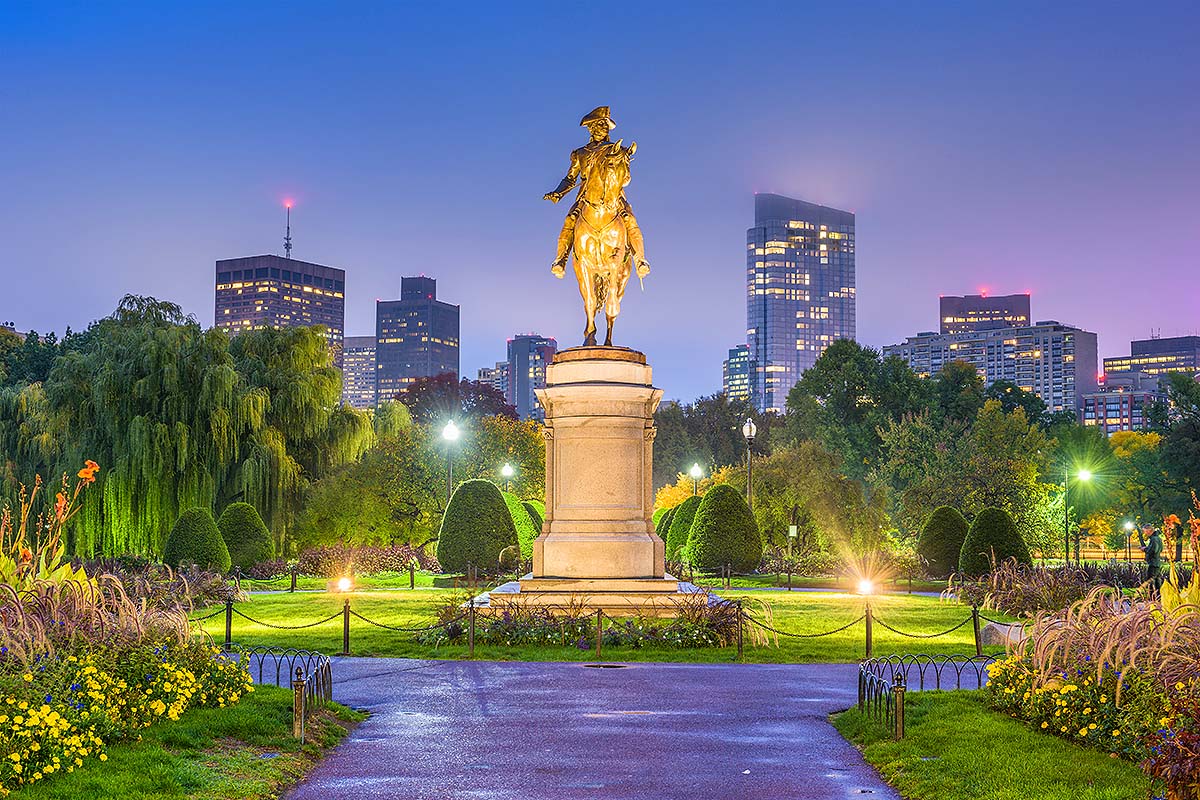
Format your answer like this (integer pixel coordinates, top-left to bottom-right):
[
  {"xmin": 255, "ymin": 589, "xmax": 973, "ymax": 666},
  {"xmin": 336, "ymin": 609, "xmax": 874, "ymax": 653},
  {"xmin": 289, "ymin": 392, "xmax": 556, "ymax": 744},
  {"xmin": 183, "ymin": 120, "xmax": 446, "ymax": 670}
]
[
  {"xmin": 442, "ymin": 421, "xmax": 460, "ymax": 503},
  {"xmin": 1064, "ymin": 467, "xmax": 1093, "ymax": 565},
  {"xmin": 1124, "ymin": 519, "xmax": 1135, "ymax": 562},
  {"xmin": 741, "ymin": 418, "xmax": 757, "ymax": 510},
  {"xmin": 689, "ymin": 462, "xmax": 703, "ymax": 496},
  {"xmin": 501, "ymin": 462, "xmax": 515, "ymax": 492}
]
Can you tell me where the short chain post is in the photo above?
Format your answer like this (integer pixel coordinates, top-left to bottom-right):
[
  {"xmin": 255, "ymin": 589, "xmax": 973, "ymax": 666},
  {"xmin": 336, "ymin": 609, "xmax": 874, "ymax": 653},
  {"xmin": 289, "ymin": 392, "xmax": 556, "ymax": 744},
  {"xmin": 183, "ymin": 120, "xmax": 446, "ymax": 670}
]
[
  {"xmin": 595, "ymin": 609, "xmax": 603, "ymax": 659},
  {"xmin": 972, "ymin": 604, "xmax": 983, "ymax": 657},
  {"xmin": 289, "ymin": 565, "xmax": 297, "ymax": 593},
  {"xmin": 468, "ymin": 596, "xmax": 476, "ymax": 659},
  {"xmin": 864, "ymin": 598, "xmax": 873, "ymax": 658},
  {"xmin": 893, "ymin": 670, "xmax": 906, "ymax": 740},
  {"xmin": 409, "ymin": 561, "xmax": 416, "ymax": 590},
  {"xmin": 223, "ymin": 597, "xmax": 233, "ymax": 651},
  {"xmin": 736, "ymin": 600, "xmax": 744, "ymax": 661},
  {"xmin": 292, "ymin": 666, "xmax": 307, "ymax": 743},
  {"xmin": 339, "ymin": 597, "xmax": 350, "ymax": 656}
]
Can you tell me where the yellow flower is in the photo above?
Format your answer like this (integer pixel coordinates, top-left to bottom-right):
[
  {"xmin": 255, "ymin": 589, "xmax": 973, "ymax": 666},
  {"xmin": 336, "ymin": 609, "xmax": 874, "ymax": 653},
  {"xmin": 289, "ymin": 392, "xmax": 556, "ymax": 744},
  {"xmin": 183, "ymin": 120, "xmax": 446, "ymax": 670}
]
[
  {"xmin": 1176, "ymin": 682, "xmax": 1185, "ymax": 691},
  {"xmin": 99, "ymin": 753, "xmax": 107, "ymax": 761},
  {"xmin": 1112, "ymin": 730, "xmax": 1121, "ymax": 736},
  {"xmin": 21, "ymin": 674, "xmax": 32, "ymax": 683}
]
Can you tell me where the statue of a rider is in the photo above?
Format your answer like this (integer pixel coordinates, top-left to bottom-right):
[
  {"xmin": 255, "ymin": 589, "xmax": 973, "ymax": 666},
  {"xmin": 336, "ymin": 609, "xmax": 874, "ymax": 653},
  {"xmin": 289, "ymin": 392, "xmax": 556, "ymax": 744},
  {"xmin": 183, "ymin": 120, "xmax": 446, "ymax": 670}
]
[{"xmin": 544, "ymin": 106, "xmax": 650, "ymax": 346}]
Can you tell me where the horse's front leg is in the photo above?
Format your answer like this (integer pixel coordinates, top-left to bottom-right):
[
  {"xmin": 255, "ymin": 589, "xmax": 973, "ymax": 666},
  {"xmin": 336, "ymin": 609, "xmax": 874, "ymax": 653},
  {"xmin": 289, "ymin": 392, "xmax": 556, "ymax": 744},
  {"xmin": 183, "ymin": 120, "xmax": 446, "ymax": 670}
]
[{"xmin": 576, "ymin": 246, "xmax": 598, "ymax": 346}]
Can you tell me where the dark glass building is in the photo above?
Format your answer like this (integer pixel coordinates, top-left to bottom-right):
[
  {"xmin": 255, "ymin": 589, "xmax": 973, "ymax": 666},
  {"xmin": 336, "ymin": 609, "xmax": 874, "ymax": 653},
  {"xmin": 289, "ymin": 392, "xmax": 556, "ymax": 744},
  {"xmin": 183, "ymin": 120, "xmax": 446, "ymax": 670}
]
[
  {"xmin": 1104, "ymin": 336, "xmax": 1200, "ymax": 377},
  {"xmin": 506, "ymin": 334, "xmax": 557, "ymax": 421},
  {"xmin": 746, "ymin": 194, "xmax": 855, "ymax": 413},
  {"xmin": 374, "ymin": 277, "xmax": 460, "ymax": 404},
  {"xmin": 722, "ymin": 344, "xmax": 754, "ymax": 404},
  {"xmin": 939, "ymin": 293, "xmax": 1031, "ymax": 334},
  {"xmin": 214, "ymin": 254, "xmax": 345, "ymax": 366}
]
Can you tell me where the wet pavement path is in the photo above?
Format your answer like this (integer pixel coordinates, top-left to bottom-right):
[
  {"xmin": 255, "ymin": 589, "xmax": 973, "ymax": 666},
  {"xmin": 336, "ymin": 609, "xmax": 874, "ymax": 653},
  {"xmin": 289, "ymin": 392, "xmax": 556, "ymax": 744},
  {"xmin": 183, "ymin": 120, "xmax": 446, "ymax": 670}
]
[{"xmin": 284, "ymin": 658, "xmax": 898, "ymax": 800}]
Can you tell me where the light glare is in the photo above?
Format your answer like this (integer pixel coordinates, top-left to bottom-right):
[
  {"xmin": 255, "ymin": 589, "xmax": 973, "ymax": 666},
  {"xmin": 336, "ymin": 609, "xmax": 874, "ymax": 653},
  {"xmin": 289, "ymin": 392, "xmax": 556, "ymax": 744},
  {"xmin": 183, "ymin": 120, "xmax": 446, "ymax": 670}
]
[
  {"xmin": 337, "ymin": 577, "xmax": 352, "ymax": 592},
  {"xmin": 857, "ymin": 578, "xmax": 874, "ymax": 596}
]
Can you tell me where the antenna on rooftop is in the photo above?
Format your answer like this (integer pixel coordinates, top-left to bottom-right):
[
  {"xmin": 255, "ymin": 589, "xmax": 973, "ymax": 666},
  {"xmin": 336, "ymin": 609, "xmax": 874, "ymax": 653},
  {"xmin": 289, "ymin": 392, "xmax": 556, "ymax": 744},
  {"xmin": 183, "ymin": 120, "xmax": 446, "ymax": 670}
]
[{"xmin": 283, "ymin": 200, "xmax": 294, "ymax": 259}]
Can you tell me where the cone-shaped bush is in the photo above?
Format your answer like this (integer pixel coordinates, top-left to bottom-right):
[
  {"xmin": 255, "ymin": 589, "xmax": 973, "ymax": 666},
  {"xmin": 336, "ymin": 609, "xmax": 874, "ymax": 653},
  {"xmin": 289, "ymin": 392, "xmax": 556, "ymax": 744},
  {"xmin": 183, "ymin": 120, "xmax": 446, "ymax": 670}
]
[
  {"xmin": 665, "ymin": 495, "xmax": 701, "ymax": 560},
  {"xmin": 436, "ymin": 479, "xmax": 518, "ymax": 573},
  {"xmin": 959, "ymin": 507, "xmax": 1030, "ymax": 577},
  {"xmin": 164, "ymin": 507, "xmax": 231, "ymax": 573},
  {"xmin": 686, "ymin": 484, "xmax": 762, "ymax": 572},
  {"xmin": 217, "ymin": 502, "xmax": 273, "ymax": 572},
  {"xmin": 503, "ymin": 491, "xmax": 539, "ymax": 560},
  {"xmin": 652, "ymin": 506, "xmax": 669, "ymax": 528},
  {"xmin": 917, "ymin": 506, "xmax": 970, "ymax": 578},
  {"xmin": 522, "ymin": 500, "xmax": 544, "ymax": 533},
  {"xmin": 655, "ymin": 505, "xmax": 677, "ymax": 548}
]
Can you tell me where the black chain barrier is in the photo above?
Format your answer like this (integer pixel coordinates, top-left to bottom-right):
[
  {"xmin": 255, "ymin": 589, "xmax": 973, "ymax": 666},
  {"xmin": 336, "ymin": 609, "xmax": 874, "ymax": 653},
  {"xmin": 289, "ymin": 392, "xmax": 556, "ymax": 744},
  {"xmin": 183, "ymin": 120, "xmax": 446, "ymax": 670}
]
[
  {"xmin": 188, "ymin": 608, "xmax": 224, "ymax": 622},
  {"xmin": 742, "ymin": 611, "xmax": 867, "ymax": 639},
  {"xmin": 872, "ymin": 615, "xmax": 973, "ymax": 639},
  {"xmin": 232, "ymin": 608, "xmax": 343, "ymax": 630},
  {"xmin": 348, "ymin": 608, "xmax": 466, "ymax": 633}
]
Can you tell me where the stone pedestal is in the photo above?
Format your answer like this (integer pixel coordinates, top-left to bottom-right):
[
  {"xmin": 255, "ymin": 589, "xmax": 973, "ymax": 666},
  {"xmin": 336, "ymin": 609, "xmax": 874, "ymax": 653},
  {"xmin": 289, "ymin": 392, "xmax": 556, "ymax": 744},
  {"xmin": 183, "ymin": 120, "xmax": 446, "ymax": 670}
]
[{"xmin": 487, "ymin": 347, "xmax": 702, "ymax": 615}]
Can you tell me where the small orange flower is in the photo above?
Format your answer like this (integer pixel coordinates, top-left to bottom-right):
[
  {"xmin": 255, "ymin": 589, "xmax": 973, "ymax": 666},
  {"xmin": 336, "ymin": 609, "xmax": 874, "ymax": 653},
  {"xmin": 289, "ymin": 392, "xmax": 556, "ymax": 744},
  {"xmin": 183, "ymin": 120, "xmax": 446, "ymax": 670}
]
[
  {"xmin": 77, "ymin": 460, "xmax": 100, "ymax": 484},
  {"xmin": 18, "ymin": 547, "xmax": 31, "ymax": 564},
  {"xmin": 55, "ymin": 491, "xmax": 69, "ymax": 520}
]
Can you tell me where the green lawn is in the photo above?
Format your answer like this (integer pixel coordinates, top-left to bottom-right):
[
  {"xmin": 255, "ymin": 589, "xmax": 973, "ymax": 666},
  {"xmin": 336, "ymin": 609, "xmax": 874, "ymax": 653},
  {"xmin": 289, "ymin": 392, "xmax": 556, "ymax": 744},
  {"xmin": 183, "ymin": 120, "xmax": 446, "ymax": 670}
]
[
  {"xmin": 9, "ymin": 686, "xmax": 365, "ymax": 800},
  {"xmin": 194, "ymin": 587, "xmax": 1008, "ymax": 663},
  {"xmin": 833, "ymin": 691, "xmax": 1150, "ymax": 800}
]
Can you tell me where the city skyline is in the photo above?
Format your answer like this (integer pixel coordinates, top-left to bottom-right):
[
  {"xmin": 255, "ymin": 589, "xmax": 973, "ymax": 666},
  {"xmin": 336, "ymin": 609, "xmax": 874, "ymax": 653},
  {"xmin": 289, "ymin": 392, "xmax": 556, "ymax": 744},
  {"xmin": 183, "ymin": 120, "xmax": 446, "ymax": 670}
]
[{"xmin": 3, "ymin": 3, "xmax": 1198, "ymax": 404}]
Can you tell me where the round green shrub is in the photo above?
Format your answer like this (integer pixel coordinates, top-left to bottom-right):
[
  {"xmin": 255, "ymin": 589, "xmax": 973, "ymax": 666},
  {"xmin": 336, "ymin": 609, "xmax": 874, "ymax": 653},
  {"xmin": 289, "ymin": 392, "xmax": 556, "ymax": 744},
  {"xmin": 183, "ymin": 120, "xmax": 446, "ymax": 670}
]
[
  {"xmin": 959, "ymin": 507, "xmax": 1031, "ymax": 577},
  {"xmin": 665, "ymin": 495, "xmax": 701, "ymax": 560},
  {"xmin": 217, "ymin": 502, "xmax": 273, "ymax": 572},
  {"xmin": 436, "ymin": 479, "xmax": 518, "ymax": 573},
  {"xmin": 503, "ymin": 491, "xmax": 539, "ymax": 560},
  {"xmin": 164, "ymin": 507, "xmax": 231, "ymax": 573},
  {"xmin": 686, "ymin": 484, "xmax": 762, "ymax": 572},
  {"xmin": 522, "ymin": 500, "xmax": 544, "ymax": 533},
  {"xmin": 917, "ymin": 506, "xmax": 970, "ymax": 578}
]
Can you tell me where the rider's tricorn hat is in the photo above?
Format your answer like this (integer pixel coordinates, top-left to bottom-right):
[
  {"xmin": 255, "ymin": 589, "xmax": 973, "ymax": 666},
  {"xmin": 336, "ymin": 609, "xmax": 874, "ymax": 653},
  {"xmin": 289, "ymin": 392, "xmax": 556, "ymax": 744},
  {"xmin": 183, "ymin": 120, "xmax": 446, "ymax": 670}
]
[{"xmin": 580, "ymin": 106, "xmax": 617, "ymax": 129}]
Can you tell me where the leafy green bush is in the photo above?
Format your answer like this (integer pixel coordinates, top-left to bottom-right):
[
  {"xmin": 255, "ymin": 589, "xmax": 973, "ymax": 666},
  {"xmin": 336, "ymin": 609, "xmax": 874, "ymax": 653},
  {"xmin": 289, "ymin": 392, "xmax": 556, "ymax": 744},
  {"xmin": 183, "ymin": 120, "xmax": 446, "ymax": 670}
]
[
  {"xmin": 917, "ymin": 506, "xmax": 969, "ymax": 578},
  {"xmin": 655, "ymin": 505, "xmax": 677, "ymax": 549},
  {"xmin": 216, "ymin": 502, "xmax": 273, "ymax": 572},
  {"xmin": 502, "ymin": 491, "xmax": 539, "ymax": 560},
  {"xmin": 522, "ymin": 500, "xmax": 544, "ymax": 532},
  {"xmin": 686, "ymin": 484, "xmax": 762, "ymax": 572},
  {"xmin": 959, "ymin": 507, "xmax": 1030, "ymax": 576},
  {"xmin": 665, "ymin": 495, "xmax": 700, "ymax": 560},
  {"xmin": 436, "ymin": 479, "xmax": 518, "ymax": 573},
  {"xmin": 163, "ymin": 507, "xmax": 231, "ymax": 573},
  {"xmin": 652, "ymin": 506, "xmax": 669, "ymax": 528}
]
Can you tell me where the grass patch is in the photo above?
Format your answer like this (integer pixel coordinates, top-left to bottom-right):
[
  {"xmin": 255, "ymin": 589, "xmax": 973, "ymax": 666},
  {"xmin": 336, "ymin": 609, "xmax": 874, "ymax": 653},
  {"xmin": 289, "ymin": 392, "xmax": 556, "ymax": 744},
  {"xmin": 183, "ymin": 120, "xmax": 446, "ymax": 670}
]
[
  {"xmin": 195, "ymin": 588, "xmax": 1009, "ymax": 663},
  {"xmin": 9, "ymin": 686, "xmax": 364, "ymax": 800},
  {"xmin": 833, "ymin": 691, "xmax": 1150, "ymax": 800}
]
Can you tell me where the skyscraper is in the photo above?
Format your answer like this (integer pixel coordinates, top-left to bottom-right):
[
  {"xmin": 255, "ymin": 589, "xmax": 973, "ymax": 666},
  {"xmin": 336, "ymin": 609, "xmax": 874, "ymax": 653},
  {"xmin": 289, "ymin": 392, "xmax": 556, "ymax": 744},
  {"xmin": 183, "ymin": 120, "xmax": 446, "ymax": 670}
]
[
  {"xmin": 746, "ymin": 193, "xmax": 855, "ymax": 413},
  {"xmin": 1103, "ymin": 336, "xmax": 1200, "ymax": 377},
  {"xmin": 340, "ymin": 336, "xmax": 377, "ymax": 410},
  {"xmin": 478, "ymin": 362, "xmax": 510, "ymax": 398},
  {"xmin": 722, "ymin": 344, "xmax": 754, "ymax": 404},
  {"xmin": 374, "ymin": 276, "xmax": 460, "ymax": 404},
  {"xmin": 506, "ymin": 334, "xmax": 557, "ymax": 421},
  {"xmin": 214, "ymin": 254, "xmax": 345, "ymax": 365},
  {"xmin": 939, "ymin": 293, "xmax": 1031, "ymax": 334},
  {"xmin": 884, "ymin": 320, "xmax": 1099, "ymax": 413}
]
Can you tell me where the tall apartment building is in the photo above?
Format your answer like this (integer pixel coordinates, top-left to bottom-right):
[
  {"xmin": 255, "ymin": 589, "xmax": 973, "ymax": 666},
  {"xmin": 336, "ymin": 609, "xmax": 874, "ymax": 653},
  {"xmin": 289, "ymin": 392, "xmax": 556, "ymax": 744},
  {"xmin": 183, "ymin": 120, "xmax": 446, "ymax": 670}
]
[
  {"xmin": 884, "ymin": 320, "xmax": 1099, "ymax": 412},
  {"xmin": 1081, "ymin": 372, "xmax": 1165, "ymax": 435},
  {"xmin": 374, "ymin": 277, "xmax": 460, "ymax": 404},
  {"xmin": 506, "ymin": 334, "xmax": 557, "ymax": 421},
  {"xmin": 478, "ymin": 362, "xmax": 510, "ymax": 398},
  {"xmin": 939, "ymin": 293, "xmax": 1031, "ymax": 334},
  {"xmin": 722, "ymin": 344, "xmax": 754, "ymax": 404},
  {"xmin": 1103, "ymin": 336, "xmax": 1200, "ymax": 377},
  {"xmin": 746, "ymin": 193, "xmax": 855, "ymax": 413},
  {"xmin": 340, "ymin": 336, "xmax": 377, "ymax": 410},
  {"xmin": 214, "ymin": 254, "xmax": 345, "ymax": 366}
]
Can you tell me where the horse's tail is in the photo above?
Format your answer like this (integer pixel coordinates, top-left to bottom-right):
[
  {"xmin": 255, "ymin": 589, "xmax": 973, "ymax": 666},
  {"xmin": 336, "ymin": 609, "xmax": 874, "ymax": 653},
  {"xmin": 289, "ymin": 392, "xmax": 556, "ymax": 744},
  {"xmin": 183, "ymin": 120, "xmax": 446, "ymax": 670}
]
[{"xmin": 594, "ymin": 277, "xmax": 607, "ymax": 309}]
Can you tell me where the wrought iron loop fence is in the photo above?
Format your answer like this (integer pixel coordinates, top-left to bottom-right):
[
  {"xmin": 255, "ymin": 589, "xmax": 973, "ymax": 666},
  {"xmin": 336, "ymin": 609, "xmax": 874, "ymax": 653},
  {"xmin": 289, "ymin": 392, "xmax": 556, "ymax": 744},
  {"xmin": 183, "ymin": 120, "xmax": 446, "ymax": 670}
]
[
  {"xmin": 239, "ymin": 645, "xmax": 333, "ymax": 710},
  {"xmin": 857, "ymin": 653, "xmax": 998, "ymax": 740}
]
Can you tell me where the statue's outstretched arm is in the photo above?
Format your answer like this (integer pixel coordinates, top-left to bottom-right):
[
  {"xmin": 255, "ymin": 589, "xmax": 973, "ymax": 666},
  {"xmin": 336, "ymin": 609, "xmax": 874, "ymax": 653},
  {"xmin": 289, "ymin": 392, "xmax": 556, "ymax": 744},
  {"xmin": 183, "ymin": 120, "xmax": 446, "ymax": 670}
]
[{"xmin": 543, "ymin": 152, "xmax": 582, "ymax": 203}]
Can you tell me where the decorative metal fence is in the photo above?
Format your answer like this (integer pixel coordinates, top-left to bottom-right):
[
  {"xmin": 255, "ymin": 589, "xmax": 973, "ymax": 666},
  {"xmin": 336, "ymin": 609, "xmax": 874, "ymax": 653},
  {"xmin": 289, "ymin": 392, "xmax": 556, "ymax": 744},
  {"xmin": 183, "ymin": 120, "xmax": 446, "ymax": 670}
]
[
  {"xmin": 239, "ymin": 645, "xmax": 334, "ymax": 714},
  {"xmin": 857, "ymin": 653, "xmax": 997, "ymax": 740}
]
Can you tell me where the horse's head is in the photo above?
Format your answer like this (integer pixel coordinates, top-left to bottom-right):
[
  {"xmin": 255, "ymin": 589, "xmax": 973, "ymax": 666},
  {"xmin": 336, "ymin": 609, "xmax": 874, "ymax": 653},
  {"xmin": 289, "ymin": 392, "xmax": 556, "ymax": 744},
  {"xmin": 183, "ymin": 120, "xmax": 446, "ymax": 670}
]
[{"xmin": 599, "ymin": 141, "xmax": 632, "ymax": 192}]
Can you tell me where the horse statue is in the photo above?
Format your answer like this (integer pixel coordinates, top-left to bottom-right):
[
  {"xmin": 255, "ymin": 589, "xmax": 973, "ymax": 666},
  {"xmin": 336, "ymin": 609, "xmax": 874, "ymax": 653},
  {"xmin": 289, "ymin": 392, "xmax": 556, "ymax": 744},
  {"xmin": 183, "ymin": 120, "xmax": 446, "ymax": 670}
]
[{"xmin": 544, "ymin": 106, "xmax": 650, "ymax": 347}]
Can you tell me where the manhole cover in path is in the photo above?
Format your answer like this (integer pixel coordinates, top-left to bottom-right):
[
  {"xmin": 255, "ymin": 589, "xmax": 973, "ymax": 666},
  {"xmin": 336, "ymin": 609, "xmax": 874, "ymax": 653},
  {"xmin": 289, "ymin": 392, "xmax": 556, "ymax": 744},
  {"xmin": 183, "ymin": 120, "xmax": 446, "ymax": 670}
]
[{"xmin": 582, "ymin": 663, "xmax": 629, "ymax": 669}]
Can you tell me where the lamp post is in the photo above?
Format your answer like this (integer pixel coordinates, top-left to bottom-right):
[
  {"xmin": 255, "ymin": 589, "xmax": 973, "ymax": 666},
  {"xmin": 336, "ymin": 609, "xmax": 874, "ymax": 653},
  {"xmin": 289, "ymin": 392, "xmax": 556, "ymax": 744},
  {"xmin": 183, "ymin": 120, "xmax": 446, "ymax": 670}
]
[
  {"xmin": 1064, "ymin": 468, "xmax": 1092, "ymax": 565},
  {"xmin": 689, "ymin": 463, "xmax": 703, "ymax": 496},
  {"xmin": 442, "ymin": 420, "xmax": 460, "ymax": 504},
  {"xmin": 1123, "ymin": 519, "xmax": 1135, "ymax": 563},
  {"xmin": 501, "ymin": 462, "xmax": 515, "ymax": 493},
  {"xmin": 741, "ymin": 418, "xmax": 757, "ymax": 511}
]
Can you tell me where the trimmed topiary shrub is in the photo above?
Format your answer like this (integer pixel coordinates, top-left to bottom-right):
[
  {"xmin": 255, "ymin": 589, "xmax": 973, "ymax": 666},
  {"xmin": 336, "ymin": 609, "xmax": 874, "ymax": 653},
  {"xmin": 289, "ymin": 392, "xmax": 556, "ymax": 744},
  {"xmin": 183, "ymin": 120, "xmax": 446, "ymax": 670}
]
[
  {"xmin": 655, "ymin": 505, "xmax": 677, "ymax": 548},
  {"xmin": 686, "ymin": 484, "xmax": 762, "ymax": 572},
  {"xmin": 217, "ymin": 502, "xmax": 273, "ymax": 572},
  {"xmin": 164, "ymin": 507, "xmax": 231, "ymax": 573},
  {"xmin": 959, "ymin": 507, "xmax": 1031, "ymax": 577},
  {"xmin": 917, "ymin": 506, "xmax": 970, "ymax": 579},
  {"xmin": 652, "ymin": 506, "xmax": 669, "ymax": 528},
  {"xmin": 503, "ymin": 491, "xmax": 539, "ymax": 560},
  {"xmin": 665, "ymin": 495, "xmax": 701, "ymax": 560},
  {"xmin": 436, "ymin": 479, "xmax": 518, "ymax": 573},
  {"xmin": 522, "ymin": 500, "xmax": 544, "ymax": 533}
]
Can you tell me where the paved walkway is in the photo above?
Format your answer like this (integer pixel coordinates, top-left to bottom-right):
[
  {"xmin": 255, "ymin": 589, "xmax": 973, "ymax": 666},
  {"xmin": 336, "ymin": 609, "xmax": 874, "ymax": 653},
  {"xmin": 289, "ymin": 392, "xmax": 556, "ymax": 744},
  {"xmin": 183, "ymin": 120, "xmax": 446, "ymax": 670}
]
[{"xmin": 284, "ymin": 658, "xmax": 898, "ymax": 800}]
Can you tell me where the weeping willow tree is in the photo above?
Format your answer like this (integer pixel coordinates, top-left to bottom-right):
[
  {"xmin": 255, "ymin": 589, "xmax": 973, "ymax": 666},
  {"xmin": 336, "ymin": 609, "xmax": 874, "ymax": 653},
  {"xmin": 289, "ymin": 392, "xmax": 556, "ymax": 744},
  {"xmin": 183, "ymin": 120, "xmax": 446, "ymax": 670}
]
[{"xmin": 0, "ymin": 295, "xmax": 372, "ymax": 558}]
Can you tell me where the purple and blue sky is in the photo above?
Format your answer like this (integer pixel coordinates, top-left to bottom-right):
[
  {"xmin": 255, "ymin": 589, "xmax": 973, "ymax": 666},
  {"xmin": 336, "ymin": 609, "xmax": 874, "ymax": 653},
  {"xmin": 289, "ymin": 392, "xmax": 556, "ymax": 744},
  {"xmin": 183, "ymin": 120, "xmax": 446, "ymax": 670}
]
[{"xmin": 2, "ymin": 2, "xmax": 1197, "ymax": 402}]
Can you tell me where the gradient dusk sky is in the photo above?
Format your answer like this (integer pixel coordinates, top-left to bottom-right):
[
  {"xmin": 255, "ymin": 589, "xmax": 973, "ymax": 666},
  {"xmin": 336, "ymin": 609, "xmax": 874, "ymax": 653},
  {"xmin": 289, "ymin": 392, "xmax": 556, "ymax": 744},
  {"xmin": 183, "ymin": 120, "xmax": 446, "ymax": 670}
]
[{"xmin": 2, "ymin": 2, "xmax": 1197, "ymax": 403}]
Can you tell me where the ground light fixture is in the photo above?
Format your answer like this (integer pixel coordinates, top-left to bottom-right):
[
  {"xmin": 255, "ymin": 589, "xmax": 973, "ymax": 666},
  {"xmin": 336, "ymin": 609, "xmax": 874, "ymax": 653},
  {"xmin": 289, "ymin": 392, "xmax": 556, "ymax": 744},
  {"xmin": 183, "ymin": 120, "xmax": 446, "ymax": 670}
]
[
  {"xmin": 856, "ymin": 578, "xmax": 874, "ymax": 596},
  {"xmin": 336, "ymin": 576, "xmax": 352, "ymax": 592},
  {"xmin": 689, "ymin": 462, "xmax": 703, "ymax": 495}
]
